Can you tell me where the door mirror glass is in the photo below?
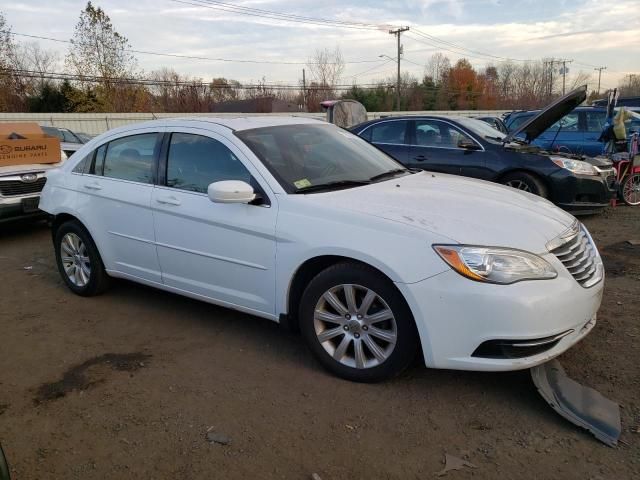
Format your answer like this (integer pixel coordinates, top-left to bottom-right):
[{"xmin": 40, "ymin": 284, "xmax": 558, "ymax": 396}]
[
  {"xmin": 208, "ymin": 180, "xmax": 255, "ymax": 204},
  {"xmin": 458, "ymin": 138, "xmax": 481, "ymax": 150}
]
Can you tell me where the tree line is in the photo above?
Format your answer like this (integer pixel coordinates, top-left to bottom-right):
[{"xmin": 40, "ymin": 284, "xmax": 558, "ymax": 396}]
[{"xmin": 1, "ymin": 3, "xmax": 637, "ymax": 114}]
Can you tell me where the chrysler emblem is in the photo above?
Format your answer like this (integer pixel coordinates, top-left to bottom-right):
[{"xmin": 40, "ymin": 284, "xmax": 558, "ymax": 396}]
[{"xmin": 21, "ymin": 173, "xmax": 38, "ymax": 183}]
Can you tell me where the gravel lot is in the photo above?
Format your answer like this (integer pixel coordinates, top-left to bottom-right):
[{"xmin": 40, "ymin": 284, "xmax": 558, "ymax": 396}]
[{"xmin": 0, "ymin": 207, "xmax": 639, "ymax": 479}]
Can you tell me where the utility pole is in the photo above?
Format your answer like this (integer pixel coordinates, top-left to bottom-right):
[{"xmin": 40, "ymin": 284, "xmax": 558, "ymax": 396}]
[
  {"xmin": 560, "ymin": 60, "xmax": 573, "ymax": 95},
  {"xmin": 302, "ymin": 68, "xmax": 307, "ymax": 111},
  {"xmin": 389, "ymin": 26, "xmax": 409, "ymax": 111},
  {"xmin": 547, "ymin": 58, "xmax": 556, "ymax": 97},
  {"xmin": 594, "ymin": 66, "xmax": 606, "ymax": 94}
]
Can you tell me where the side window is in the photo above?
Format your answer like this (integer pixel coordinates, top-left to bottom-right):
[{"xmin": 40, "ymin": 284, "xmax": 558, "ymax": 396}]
[
  {"xmin": 585, "ymin": 111, "xmax": 606, "ymax": 132},
  {"xmin": 369, "ymin": 121, "xmax": 408, "ymax": 144},
  {"xmin": 72, "ymin": 152, "xmax": 92, "ymax": 174},
  {"xmin": 549, "ymin": 112, "xmax": 579, "ymax": 132},
  {"xmin": 102, "ymin": 133, "xmax": 157, "ymax": 183},
  {"xmin": 415, "ymin": 120, "xmax": 473, "ymax": 148},
  {"xmin": 91, "ymin": 144, "xmax": 107, "ymax": 175},
  {"xmin": 166, "ymin": 133, "xmax": 251, "ymax": 193}
]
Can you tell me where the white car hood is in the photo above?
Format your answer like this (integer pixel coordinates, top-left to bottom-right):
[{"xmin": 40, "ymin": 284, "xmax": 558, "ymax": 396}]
[
  {"xmin": 306, "ymin": 172, "xmax": 575, "ymax": 253},
  {"xmin": 0, "ymin": 161, "xmax": 63, "ymax": 176}
]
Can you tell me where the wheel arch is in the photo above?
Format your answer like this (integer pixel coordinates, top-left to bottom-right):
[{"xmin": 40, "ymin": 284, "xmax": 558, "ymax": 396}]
[
  {"xmin": 496, "ymin": 168, "xmax": 551, "ymax": 197},
  {"xmin": 283, "ymin": 254, "xmax": 414, "ymax": 333}
]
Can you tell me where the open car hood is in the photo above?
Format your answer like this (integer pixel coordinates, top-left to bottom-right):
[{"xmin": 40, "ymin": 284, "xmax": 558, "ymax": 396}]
[{"xmin": 504, "ymin": 85, "xmax": 587, "ymax": 144}]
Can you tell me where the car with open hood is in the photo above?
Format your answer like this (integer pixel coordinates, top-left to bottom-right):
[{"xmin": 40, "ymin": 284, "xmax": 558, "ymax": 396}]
[
  {"xmin": 39, "ymin": 116, "xmax": 603, "ymax": 382},
  {"xmin": 351, "ymin": 86, "xmax": 616, "ymax": 214}
]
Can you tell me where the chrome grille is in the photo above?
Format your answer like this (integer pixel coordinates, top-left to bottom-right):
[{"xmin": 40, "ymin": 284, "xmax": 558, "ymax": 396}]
[
  {"xmin": 550, "ymin": 223, "xmax": 602, "ymax": 288},
  {"xmin": 0, "ymin": 178, "xmax": 46, "ymax": 197}
]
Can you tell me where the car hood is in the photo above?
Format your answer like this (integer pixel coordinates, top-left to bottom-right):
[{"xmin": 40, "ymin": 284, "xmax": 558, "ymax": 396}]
[
  {"xmin": 504, "ymin": 85, "xmax": 587, "ymax": 144},
  {"xmin": 305, "ymin": 172, "xmax": 576, "ymax": 253},
  {"xmin": 0, "ymin": 160, "xmax": 64, "ymax": 176}
]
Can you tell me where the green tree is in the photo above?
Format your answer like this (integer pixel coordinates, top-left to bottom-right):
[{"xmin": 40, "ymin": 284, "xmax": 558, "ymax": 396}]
[{"xmin": 65, "ymin": 2, "xmax": 138, "ymax": 110}]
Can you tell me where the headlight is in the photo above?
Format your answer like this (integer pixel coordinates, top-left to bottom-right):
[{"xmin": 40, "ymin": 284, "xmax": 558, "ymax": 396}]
[
  {"xmin": 433, "ymin": 245, "xmax": 558, "ymax": 284},
  {"xmin": 550, "ymin": 156, "xmax": 598, "ymax": 176}
]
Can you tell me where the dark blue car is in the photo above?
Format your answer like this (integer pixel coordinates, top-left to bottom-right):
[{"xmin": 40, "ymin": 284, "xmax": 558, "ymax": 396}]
[
  {"xmin": 504, "ymin": 106, "xmax": 640, "ymax": 156},
  {"xmin": 351, "ymin": 86, "xmax": 616, "ymax": 214}
]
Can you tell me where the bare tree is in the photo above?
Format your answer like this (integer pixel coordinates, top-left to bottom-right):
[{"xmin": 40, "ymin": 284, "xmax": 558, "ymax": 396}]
[
  {"xmin": 425, "ymin": 53, "xmax": 450, "ymax": 85},
  {"xmin": 306, "ymin": 46, "xmax": 345, "ymax": 100},
  {"xmin": 618, "ymin": 74, "xmax": 640, "ymax": 96}
]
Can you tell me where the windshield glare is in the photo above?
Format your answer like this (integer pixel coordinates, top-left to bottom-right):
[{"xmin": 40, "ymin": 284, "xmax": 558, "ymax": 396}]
[
  {"xmin": 236, "ymin": 124, "xmax": 406, "ymax": 192},
  {"xmin": 455, "ymin": 117, "xmax": 506, "ymax": 141}
]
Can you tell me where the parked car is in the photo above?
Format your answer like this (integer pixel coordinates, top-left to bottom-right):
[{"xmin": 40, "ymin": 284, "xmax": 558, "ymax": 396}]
[
  {"xmin": 351, "ymin": 87, "xmax": 616, "ymax": 214},
  {"xmin": 40, "ymin": 126, "xmax": 88, "ymax": 157},
  {"xmin": 40, "ymin": 116, "xmax": 603, "ymax": 383},
  {"xmin": 503, "ymin": 106, "xmax": 640, "ymax": 156},
  {"xmin": 0, "ymin": 150, "xmax": 67, "ymax": 223},
  {"xmin": 475, "ymin": 115, "xmax": 508, "ymax": 134}
]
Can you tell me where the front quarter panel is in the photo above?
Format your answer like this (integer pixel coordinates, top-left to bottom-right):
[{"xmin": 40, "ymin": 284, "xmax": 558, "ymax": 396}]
[{"xmin": 274, "ymin": 195, "xmax": 452, "ymax": 316}]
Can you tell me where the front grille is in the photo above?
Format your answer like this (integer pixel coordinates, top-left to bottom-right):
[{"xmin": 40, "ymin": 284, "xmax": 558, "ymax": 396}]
[
  {"xmin": 0, "ymin": 178, "xmax": 46, "ymax": 197},
  {"xmin": 550, "ymin": 224, "xmax": 602, "ymax": 288}
]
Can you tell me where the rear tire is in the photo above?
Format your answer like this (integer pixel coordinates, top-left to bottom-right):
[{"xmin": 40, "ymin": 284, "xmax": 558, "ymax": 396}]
[
  {"xmin": 53, "ymin": 220, "xmax": 110, "ymax": 296},
  {"xmin": 299, "ymin": 262, "xmax": 418, "ymax": 383},
  {"xmin": 621, "ymin": 173, "xmax": 640, "ymax": 206},
  {"xmin": 501, "ymin": 172, "xmax": 548, "ymax": 198}
]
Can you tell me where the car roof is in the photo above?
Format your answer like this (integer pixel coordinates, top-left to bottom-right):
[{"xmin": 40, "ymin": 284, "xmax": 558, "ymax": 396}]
[{"xmin": 104, "ymin": 116, "xmax": 325, "ymax": 135}]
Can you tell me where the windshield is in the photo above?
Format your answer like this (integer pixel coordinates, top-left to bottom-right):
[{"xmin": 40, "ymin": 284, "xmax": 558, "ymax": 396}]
[
  {"xmin": 235, "ymin": 124, "xmax": 407, "ymax": 193},
  {"xmin": 455, "ymin": 117, "xmax": 506, "ymax": 141}
]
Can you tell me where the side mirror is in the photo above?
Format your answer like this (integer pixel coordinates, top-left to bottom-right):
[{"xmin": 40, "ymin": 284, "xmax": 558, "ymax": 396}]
[
  {"xmin": 207, "ymin": 180, "xmax": 256, "ymax": 204},
  {"xmin": 458, "ymin": 138, "xmax": 482, "ymax": 150}
]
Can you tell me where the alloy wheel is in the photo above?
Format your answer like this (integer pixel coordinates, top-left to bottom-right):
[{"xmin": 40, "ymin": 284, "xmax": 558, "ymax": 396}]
[
  {"xmin": 313, "ymin": 284, "xmax": 397, "ymax": 369},
  {"xmin": 60, "ymin": 232, "xmax": 91, "ymax": 287},
  {"xmin": 505, "ymin": 179, "xmax": 532, "ymax": 192}
]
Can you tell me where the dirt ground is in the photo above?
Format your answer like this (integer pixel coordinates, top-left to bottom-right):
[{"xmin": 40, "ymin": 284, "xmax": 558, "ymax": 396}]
[{"xmin": 0, "ymin": 207, "xmax": 639, "ymax": 479}]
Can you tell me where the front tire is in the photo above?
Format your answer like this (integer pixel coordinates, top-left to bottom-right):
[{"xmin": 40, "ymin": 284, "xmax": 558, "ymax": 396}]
[
  {"xmin": 54, "ymin": 220, "xmax": 110, "ymax": 296},
  {"xmin": 501, "ymin": 172, "xmax": 548, "ymax": 198},
  {"xmin": 299, "ymin": 262, "xmax": 418, "ymax": 383}
]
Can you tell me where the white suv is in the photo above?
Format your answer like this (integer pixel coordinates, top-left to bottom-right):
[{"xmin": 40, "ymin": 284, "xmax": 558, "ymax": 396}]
[{"xmin": 39, "ymin": 117, "xmax": 604, "ymax": 382}]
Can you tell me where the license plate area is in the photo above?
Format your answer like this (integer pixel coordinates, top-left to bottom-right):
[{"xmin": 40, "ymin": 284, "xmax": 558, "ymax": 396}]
[{"xmin": 22, "ymin": 197, "xmax": 40, "ymax": 213}]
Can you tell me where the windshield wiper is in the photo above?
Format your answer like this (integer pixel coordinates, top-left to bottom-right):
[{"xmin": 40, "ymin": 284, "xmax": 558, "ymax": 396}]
[
  {"xmin": 294, "ymin": 179, "xmax": 371, "ymax": 194},
  {"xmin": 368, "ymin": 168, "xmax": 409, "ymax": 182},
  {"xmin": 485, "ymin": 135, "xmax": 504, "ymax": 141}
]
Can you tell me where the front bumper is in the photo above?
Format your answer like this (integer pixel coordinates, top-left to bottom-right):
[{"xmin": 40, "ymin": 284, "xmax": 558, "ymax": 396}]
[
  {"xmin": 550, "ymin": 170, "xmax": 615, "ymax": 214},
  {"xmin": 0, "ymin": 194, "xmax": 46, "ymax": 223},
  {"xmin": 396, "ymin": 255, "xmax": 603, "ymax": 371}
]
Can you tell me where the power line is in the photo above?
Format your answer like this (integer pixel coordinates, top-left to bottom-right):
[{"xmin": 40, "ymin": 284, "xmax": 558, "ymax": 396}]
[
  {"xmin": 170, "ymin": 0, "xmax": 388, "ymax": 31},
  {"xmin": 3, "ymin": 31, "xmax": 382, "ymax": 65}
]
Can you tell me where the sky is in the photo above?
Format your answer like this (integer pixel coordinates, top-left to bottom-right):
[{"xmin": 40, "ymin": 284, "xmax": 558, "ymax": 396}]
[{"xmin": 1, "ymin": 0, "xmax": 638, "ymax": 91}]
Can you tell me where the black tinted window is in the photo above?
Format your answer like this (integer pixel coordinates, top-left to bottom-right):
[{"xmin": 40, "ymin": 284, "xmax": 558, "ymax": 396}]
[
  {"xmin": 102, "ymin": 134, "xmax": 157, "ymax": 183},
  {"xmin": 369, "ymin": 121, "xmax": 408, "ymax": 144},
  {"xmin": 166, "ymin": 133, "xmax": 251, "ymax": 193}
]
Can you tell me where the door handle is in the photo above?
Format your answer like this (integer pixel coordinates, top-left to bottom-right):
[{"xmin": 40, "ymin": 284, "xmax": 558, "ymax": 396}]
[
  {"xmin": 83, "ymin": 182, "xmax": 102, "ymax": 190},
  {"xmin": 413, "ymin": 155, "xmax": 427, "ymax": 161},
  {"xmin": 156, "ymin": 196, "xmax": 181, "ymax": 206}
]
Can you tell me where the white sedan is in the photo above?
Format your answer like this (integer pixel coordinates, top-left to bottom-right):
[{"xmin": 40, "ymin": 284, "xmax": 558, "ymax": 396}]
[{"xmin": 39, "ymin": 117, "xmax": 604, "ymax": 382}]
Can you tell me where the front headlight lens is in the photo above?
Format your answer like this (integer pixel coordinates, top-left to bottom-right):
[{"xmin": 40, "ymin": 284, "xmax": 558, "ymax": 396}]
[
  {"xmin": 550, "ymin": 156, "xmax": 598, "ymax": 176},
  {"xmin": 433, "ymin": 245, "xmax": 558, "ymax": 284}
]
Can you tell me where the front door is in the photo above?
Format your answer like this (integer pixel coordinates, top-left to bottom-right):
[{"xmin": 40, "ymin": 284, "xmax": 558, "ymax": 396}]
[
  {"xmin": 151, "ymin": 129, "xmax": 277, "ymax": 317},
  {"xmin": 408, "ymin": 119, "xmax": 487, "ymax": 178}
]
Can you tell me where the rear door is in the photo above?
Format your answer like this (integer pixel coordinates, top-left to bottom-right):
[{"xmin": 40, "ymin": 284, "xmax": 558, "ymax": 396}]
[
  {"xmin": 534, "ymin": 112, "xmax": 583, "ymax": 153},
  {"xmin": 408, "ymin": 119, "xmax": 488, "ymax": 178},
  {"xmin": 359, "ymin": 120, "xmax": 410, "ymax": 164},
  {"xmin": 75, "ymin": 130, "xmax": 163, "ymax": 282},
  {"xmin": 582, "ymin": 110, "xmax": 607, "ymax": 156}
]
